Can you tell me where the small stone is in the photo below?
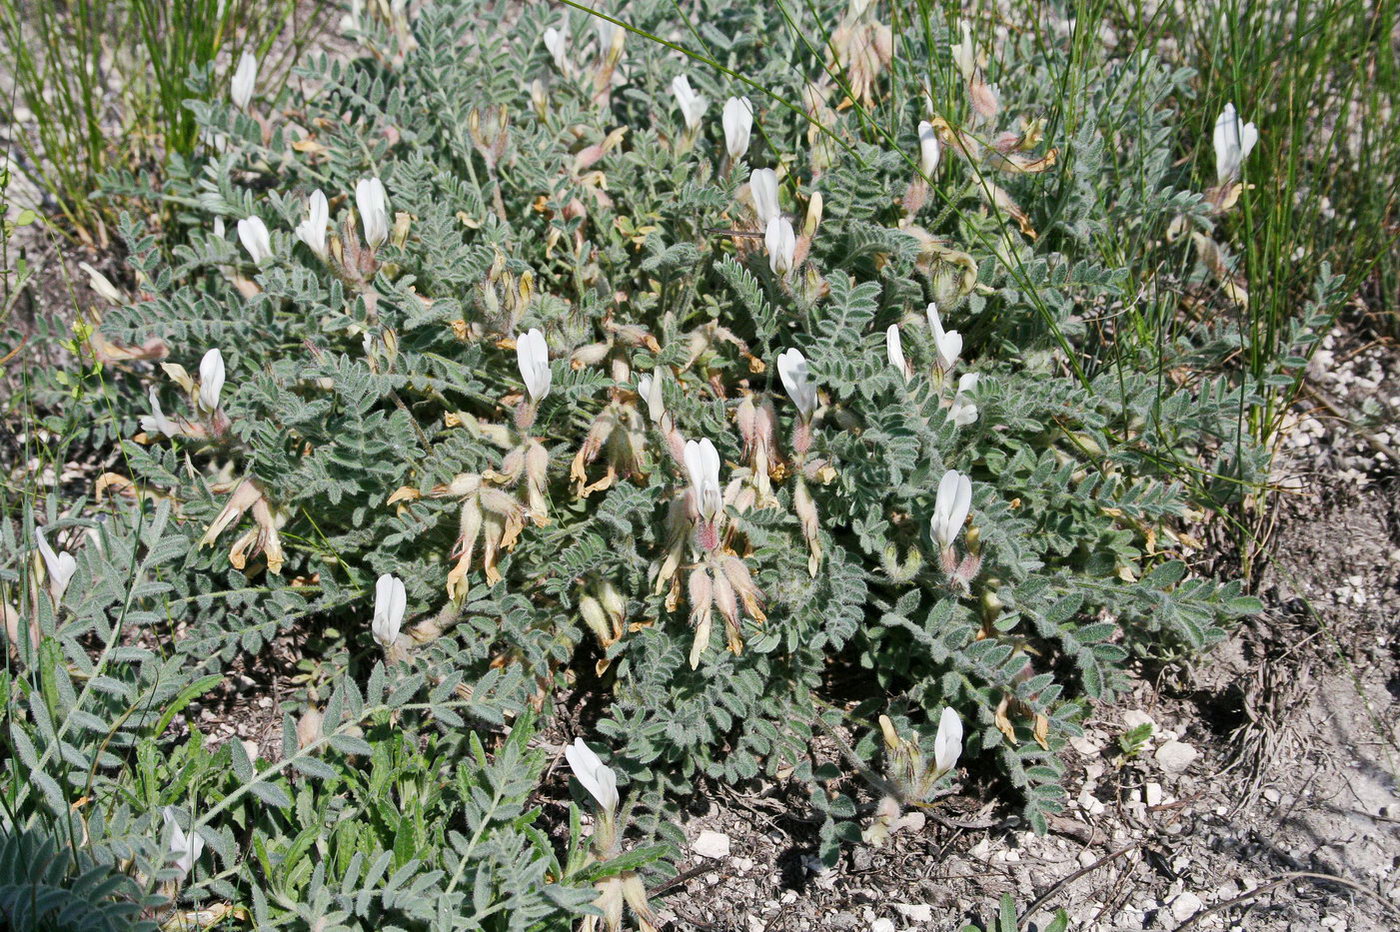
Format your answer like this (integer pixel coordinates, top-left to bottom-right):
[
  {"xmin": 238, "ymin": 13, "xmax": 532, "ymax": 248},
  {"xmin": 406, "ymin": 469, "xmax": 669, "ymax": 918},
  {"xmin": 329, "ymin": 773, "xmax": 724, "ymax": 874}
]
[
  {"xmin": 892, "ymin": 903, "xmax": 933, "ymax": 923},
  {"xmin": 691, "ymin": 830, "xmax": 730, "ymax": 859},
  {"xmin": 871, "ymin": 921, "xmax": 896, "ymax": 932},
  {"xmin": 746, "ymin": 917, "xmax": 766, "ymax": 932},
  {"xmin": 1144, "ymin": 782, "xmax": 1164, "ymax": 807},
  {"xmin": 1155, "ymin": 740, "xmax": 1198, "ymax": 773},
  {"xmin": 1122, "ymin": 710, "xmax": 1156, "ymax": 731},
  {"xmin": 1169, "ymin": 892, "xmax": 1205, "ymax": 922},
  {"xmin": 892, "ymin": 810, "xmax": 926, "ymax": 834},
  {"xmin": 849, "ymin": 846, "xmax": 875, "ymax": 871},
  {"xmin": 1262, "ymin": 788, "xmax": 1282, "ymax": 804},
  {"xmin": 1070, "ymin": 736, "xmax": 1103, "ymax": 755},
  {"xmin": 732, "ymin": 856, "xmax": 755, "ymax": 872}
]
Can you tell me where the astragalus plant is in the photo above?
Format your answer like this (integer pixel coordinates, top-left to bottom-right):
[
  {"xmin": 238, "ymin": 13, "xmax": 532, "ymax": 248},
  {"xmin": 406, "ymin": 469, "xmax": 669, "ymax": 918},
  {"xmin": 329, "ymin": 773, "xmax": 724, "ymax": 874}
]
[{"xmin": 4, "ymin": 0, "xmax": 1279, "ymax": 924}]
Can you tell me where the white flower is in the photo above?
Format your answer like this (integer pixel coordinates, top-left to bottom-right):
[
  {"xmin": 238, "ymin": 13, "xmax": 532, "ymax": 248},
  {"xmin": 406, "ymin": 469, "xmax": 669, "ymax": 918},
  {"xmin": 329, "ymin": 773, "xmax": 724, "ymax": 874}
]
[
  {"xmin": 918, "ymin": 120, "xmax": 941, "ymax": 176},
  {"xmin": 951, "ymin": 20, "xmax": 977, "ymax": 80},
  {"xmin": 925, "ymin": 302, "xmax": 962, "ymax": 373},
  {"xmin": 295, "ymin": 190, "xmax": 330, "ymax": 259},
  {"xmin": 161, "ymin": 807, "xmax": 204, "ymax": 880},
  {"xmin": 140, "ymin": 387, "xmax": 180, "ymax": 438},
  {"xmin": 594, "ymin": 18, "xmax": 619, "ymax": 55},
  {"xmin": 35, "ymin": 528, "xmax": 77, "ymax": 602},
  {"xmin": 356, "ymin": 177, "xmax": 390, "ymax": 249},
  {"xmin": 213, "ymin": 216, "xmax": 226, "ymax": 239},
  {"xmin": 670, "ymin": 74, "xmax": 708, "ymax": 131},
  {"xmin": 197, "ymin": 349, "xmax": 226, "ymax": 412},
  {"xmin": 777, "ymin": 348, "xmax": 817, "ymax": 422},
  {"xmin": 749, "ymin": 168, "xmax": 779, "ymax": 226},
  {"xmin": 931, "ymin": 469, "xmax": 972, "ymax": 549},
  {"xmin": 231, "ymin": 50, "xmax": 258, "ymax": 110},
  {"xmin": 722, "ymin": 96, "xmax": 754, "ymax": 160},
  {"xmin": 543, "ymin": 26, "xmax": 572, "ymax": 76},
  {"xmin": 683, "ymin": 438, "xmax": 723, "ymax": 523},
  {"xmin": 515, "ymin": 328, "xmax": 552, "ymax": 402},
  {"xmin": 933, "ymin": 707, "xmax": 963, "ymax": 775},
  {"xmin": 886, "ymin": 324, "xmax": 908, "ymax": 380},
  {"xmin": 564, "ymin": 737, "xmax": 619, "ymax": 815},
  {"xmin": 236, "ymin": 216, "xmax": 272, "ymax": 264},
  {"xmin": 372, "ymin": 573, "xmax": 407, "ymax": 648},
  {"xmin": 1212, "ymin": 103, "xmax": 1258, "ymax": 184},
  {"xmin": 948, "ymin": 372, "xmax": 979, "ymax": 426},
  {"xmin": 765, "ymin": 216, "xmax": 796, "ymax": 277},
  {"xmin": 637, "ymin": 373, "xmax": 665, "ymax": 424},
  {"xmin": 78, "ymin": 262, "xmax": 123, "ymax": 304}
]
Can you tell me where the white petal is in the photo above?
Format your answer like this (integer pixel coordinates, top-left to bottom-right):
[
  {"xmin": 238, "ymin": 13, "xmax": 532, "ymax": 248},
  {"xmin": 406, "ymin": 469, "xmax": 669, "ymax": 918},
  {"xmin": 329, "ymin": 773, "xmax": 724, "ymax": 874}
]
[
  {"xmin": 357, "ymin": 177, "xmax": 389, "ymax": 248},
  {"xmin": 939, "ymin": 330, "xmax": 963, "ymax": 372},
  {"xmin": 565, "ymin": 738, "xmax": 619, "ymax": 813},
  {"xmin": 918, "ymin": 120, "xmax": 940, "ymax": 176},
  {"xmin": 934, "ymin": 707, "xmax": 963, "ymax": 773},
  {"xmin": 723, "ymin": 96, "xmax": 753, "ymax": 160},
  {"xmin": 231, "ymin": 50, "xmax": 258, "ymax": 110},
  {"xmin": 198, "ymin": 349, "xmax": 226, "ymax": 411},
  {"xmin": 749, "ymin": 168, "xmax": 779, "ymax": 226},
  {"xmin": 765, "ymin": 217, "xmax": 795, "ymax": 276},
  {"xmin": 777, "ymin": 348, "xmax": 815, "ymax": 419},
  {"xmin": 926, "ymin": 302, "xmax": 945, "ymax": 343},
  {"xmin": 237, "ymin": 216, "xmax": 271, "ymax": 263},
  {"xmin": 886, "ymin": 324, "xmax": 907, "ymax": 377}
]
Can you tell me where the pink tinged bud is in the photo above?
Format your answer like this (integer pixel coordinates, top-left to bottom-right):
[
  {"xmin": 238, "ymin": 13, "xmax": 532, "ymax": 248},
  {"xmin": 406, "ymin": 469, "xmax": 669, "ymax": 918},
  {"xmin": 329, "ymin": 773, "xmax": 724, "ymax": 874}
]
[
  {"xmin": 694, "ymin": 519, "xmax": 720, "ymax": 553},
  {"xmin": 711, "ymin": 567, "xmax": 739, "ymax": 628},
  {"xmin": 720, "ymin": 555, "xmax": 766, "ymax": 623},
  {"xmin": 688, "ymin": 567, "xmax": 714, "ymax": 669},
  {"xmin": 525, "ymin": 439, "xmax": 550, "ymax": 522},
  {"xmin": 776, "ymin": 348, "xmax": 817, "ymax": 422},
  {"xmin": 749, "ymin": 168, "xmax": 779, "ymax": 226},
  {"xmin": 954, "ymin": 552, "xmax": 983, "ymax": 586},
  {"xmin": 237, "ymin": 216, "xmax": 272, "ymax": 264},
  {"xmin": 515, "ymin": 328, "xmax": 552, "ymax": 402},
  {"xmin": 372, "ymin": 573, "xmax": 407, "ymax": 648},
  {"xmin": 794, "ymin": 477, "xmax": 823, "ymax": 576},
  {"xmin": 934, "ymin": 706, "xmax": 963, "ymax": 775},
  {"xmin": 932, "ymin": 469, "xmax": 973, "ymax": 549}
]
